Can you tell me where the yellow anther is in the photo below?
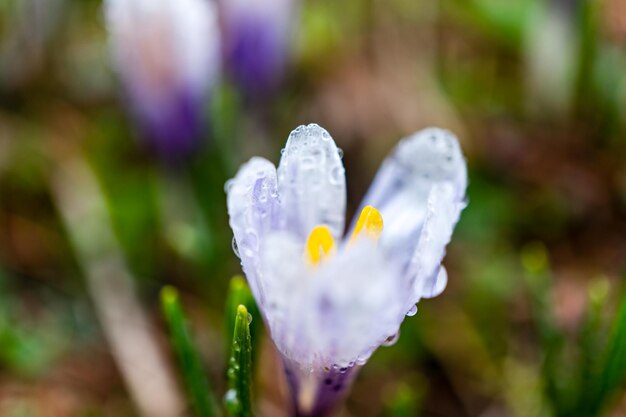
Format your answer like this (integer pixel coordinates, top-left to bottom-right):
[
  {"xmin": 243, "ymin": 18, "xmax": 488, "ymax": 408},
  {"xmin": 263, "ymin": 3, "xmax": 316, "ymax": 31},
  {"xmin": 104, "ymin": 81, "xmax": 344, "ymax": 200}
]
[
  {"xmin": 306, "ymin": 225, "xmax": 336, "ymax": 265},
  {"xmin": 350, "ymin": 205, "xmax": 384, "ymax": 242}
]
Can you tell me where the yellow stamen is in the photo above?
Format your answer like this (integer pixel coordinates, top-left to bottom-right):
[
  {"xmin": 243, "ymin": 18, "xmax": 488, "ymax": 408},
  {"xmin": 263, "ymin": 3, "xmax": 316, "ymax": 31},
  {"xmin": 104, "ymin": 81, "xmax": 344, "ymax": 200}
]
[
  {"xmin": 306, "ymin": 225, "xmax": 335, "ymax": 265},
  {"xmin": 350, "ymin": 205, "xmax": 384, "ymax": 242}
]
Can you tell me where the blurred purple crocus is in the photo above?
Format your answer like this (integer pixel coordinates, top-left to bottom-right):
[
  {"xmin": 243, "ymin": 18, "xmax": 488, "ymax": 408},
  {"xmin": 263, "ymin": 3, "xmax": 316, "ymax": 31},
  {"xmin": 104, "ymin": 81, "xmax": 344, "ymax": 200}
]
[
  {"xmin": 226, "ymin": 124, "xmax": 467, "ymax": 417},
  {"xmin": 104, "ymin": 0, "xmax": 220, "ymax": 157},
  {"xmin": 219, "ymin": 0, "xmax": 296, "ymax": 96}
]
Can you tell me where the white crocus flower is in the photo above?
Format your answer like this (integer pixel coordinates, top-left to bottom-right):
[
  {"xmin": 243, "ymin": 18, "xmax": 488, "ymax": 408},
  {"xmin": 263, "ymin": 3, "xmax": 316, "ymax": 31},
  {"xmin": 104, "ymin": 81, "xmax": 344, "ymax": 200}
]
[
  {"xmin": 104, "ymin": 0, "xmax": 220, "ymax": 157},
  {"xmin": 226, "ymin": 124, "xmax": 467, "ymax": 417}
]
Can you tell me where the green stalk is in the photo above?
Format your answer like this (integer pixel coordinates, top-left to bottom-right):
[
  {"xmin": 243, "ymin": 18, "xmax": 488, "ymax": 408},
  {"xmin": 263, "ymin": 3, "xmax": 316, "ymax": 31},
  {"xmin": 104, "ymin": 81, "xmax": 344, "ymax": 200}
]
[
  {"xmin": 225, "ymin": 305, "xmax": 253, "ymax": 417},
  {"xmin": 161, "ymin": 286, "xmax": 220, "ymax": 417},
  {"xmin": 224, "ymin": 276, "xmax": 261, "ymax": 357},
  {"xmin": 225, "ymin": 277, "xmax": 254, "ymax": 347},
  {"xmin": 584, "ymin": 288, "xmax": 626, "ymax": 415}
]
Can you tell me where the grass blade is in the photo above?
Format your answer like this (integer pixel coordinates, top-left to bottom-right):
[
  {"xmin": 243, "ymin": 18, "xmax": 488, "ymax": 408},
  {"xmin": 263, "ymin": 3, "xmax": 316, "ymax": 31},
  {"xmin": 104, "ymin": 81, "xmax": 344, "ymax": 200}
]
[
  {"xmin": 583, "ymin": 287, "xmax": 626, "ymax": 415},
  {"xmin": 161, "ymin": 286, "xmax": 220, "ymax": 417},
  {"xmin": 224, "ymin": 305, "xmax": 253, "ymax": 417},
  {"xmin": 224, "ymin": 276, "xmax": 261, "ymax": 365},
  {"xmin": 224, "ymin": 276, "xmax": 255, "ymax": 348}
]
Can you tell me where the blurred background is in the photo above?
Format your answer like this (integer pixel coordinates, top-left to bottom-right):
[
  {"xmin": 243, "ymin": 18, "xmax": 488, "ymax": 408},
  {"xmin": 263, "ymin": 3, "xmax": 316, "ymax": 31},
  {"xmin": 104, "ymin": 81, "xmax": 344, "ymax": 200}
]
[{"xmin": 2, "ymin": 0, "xmax": 626, "ymax": 416}]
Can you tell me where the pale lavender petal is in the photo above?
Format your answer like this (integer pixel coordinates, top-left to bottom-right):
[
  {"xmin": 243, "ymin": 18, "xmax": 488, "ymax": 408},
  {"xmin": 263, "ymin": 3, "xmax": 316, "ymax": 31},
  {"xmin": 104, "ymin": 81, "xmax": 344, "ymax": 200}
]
[
  {"xmin": 277, "ymin": 124, "xmax": 347, "ymax": 240},
  {"xmin": 282, "ymin": 358, "xmax": 359, "ymax": 417},
  {"xmin": 354, "ymin": 128, "xmax": 467, "ymax": 307},
  {"xmin": 220, "ymin": 0, "xmax": 295, "ymax": 96},
  {"xmin": 406, "ymin": 182, "xmax": 464, "ymax": 301},
  {"xmin": 256, "ymin": 231, "xmax": 307, "ymax": 345},
  {"xmin": 259, "ymin": 236, "xmax": 405, "ymax": 369},
  {"xmin": 310, "ymin": 240, "xmax": 405, "ymax": 367},
  {"xmin": 426, "ymin": 265, "xmax": 448, "ymax": 299},
  {"xmin": 226, "ymin": 157, "xmax": 283, "ymax": 306},
  {"xmin": 104, "ymin": 0, "xmax": 220, "ymax": 156},
  {"xmin": 132, "ymin": 88, "xmax": 203, "ymax": 157}
]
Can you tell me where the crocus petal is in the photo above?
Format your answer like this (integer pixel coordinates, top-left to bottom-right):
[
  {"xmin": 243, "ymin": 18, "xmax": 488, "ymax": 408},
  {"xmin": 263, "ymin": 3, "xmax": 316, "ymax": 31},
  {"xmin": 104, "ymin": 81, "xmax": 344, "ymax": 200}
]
[
  {"xmin": 258, "ymin": 233, "xmax": 405, "ymax": 416},
  {"xmin": 408, "ymin": 184, "xmax": 462, "ymax": 301},
  {"xmin": 259, "ymin": 234, "xmax": 404, "ymax": 369},
  {"xmin": 220, "ymin": 0, "xmax": 296, "ymax": 95},
  {"xmin": 354, "ymin": 128, "xmax": 467, "ymax": 304},
  {"xmin": 277, "ymin": 124, "xmax": 347, "ymax": 240},
  {"xmin": 104, "ymin": 0, "xmax": 220, "ymax": 156},
  {"xmin": 282, "ymin": 358, "xmax": 359, "ymax": 417},
  {"xmin": 310, "ymin": 239, "xmax": 405, "ymax": 367},
  {"xmin": 226, "ymin": 157, "xmax": 283, "ymax": 306}
]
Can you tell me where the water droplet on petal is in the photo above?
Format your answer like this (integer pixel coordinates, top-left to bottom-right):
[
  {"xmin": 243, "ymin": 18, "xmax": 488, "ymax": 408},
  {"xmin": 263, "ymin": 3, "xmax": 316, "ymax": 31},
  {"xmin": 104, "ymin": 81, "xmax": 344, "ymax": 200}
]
[
  {"xmin": 356, "ymin": 353, "xmax": 371, "ymax": 365},
  {"xmin": 224, "ymin": 179, "xmax": 235, "ymax": 193},
  {"xmin": 329, "ymin": 166, "xmax": 344, "ymax": 185},
  {"xmin": 231, "ymin": 236, "xmax": 240, "ymax": 259},
  {"xmin": 337, "ymin": 148, "xmax": 344, "ymax": 159},
  {"xmin": 300, "ymin": 155, "xmax": 316, "ymax": 170},
  {"xmin": 382, "ymin": 332, "xmax": 400, "ymax": 347},
  {"xmin": 423, "ymin": 267, "xmax": 448, "ymax": 298},
  {"xmin": 406, "ymin": 305, "xmax": 418, "ymax": 317}
]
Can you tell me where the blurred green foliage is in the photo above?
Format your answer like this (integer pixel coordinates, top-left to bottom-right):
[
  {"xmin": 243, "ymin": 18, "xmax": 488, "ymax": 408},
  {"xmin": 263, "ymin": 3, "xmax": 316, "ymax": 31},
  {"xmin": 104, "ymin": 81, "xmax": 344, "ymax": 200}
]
[{"xmin": 161, "ymin": 286, "xmax": 220, "ymax": 417}]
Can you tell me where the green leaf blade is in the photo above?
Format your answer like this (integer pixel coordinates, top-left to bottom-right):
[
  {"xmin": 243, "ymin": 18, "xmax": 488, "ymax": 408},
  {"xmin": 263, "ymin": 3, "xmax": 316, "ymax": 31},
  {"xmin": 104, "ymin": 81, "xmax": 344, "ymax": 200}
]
[
  {"xmin": 161, "ymin": 286, "xmax": 220, "ymax": 417},
  {"xmin": 224, "ymin": 276, "xmax": 261, "ymax": 366},
  {"xmin": 224, "ymin": 276, "xmax": 254, "ymax": 346},
  {"xmin": 590, "ymin": 289, "xmax": 626, "ymax": 415},
  {"xmin": 225, "ymin": 304, "xmax": 253, "ymax": 417}
]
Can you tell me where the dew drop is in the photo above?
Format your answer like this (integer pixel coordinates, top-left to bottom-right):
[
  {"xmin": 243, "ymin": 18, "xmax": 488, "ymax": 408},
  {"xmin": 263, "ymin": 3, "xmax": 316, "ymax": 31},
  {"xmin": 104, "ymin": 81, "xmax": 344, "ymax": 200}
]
[
  {"xmin": 406, "ymin": 305, "xmax": 418, "ymax": 317},
  {"xmin": 382, "ymin": 332, "xmax": 400, "ymax": 347},
  {"xmin": 337, "ymin": 148, "xmax": 344, "ymax": 159},
  {"xmin": 224, "ymin": 179, "xmax": 235, "ymax": 193},
  {"xmin": 423, "ymin": 267, "xmax": 448, "ymax": 298},
  {"xmin": 356, "ymin": 353, "xmax": 371, "ymax": 365},
  {"xmin": 247, "ymin": 313, "xmax": 253, "ymax": 324},
  {"xmin": 329, "ymin": 166, "xmax": 344, "ymax": 185},
  {"xmin": 231, "ymin": 237, "xmax": 240, "ymax": 258},
  {"xmin": 300, "ymin": 155, "xmax": 316, "ymax": 170},
  {"xmin": 224, "ymin": 389, "xmax": 239, "ymax": 412}
]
